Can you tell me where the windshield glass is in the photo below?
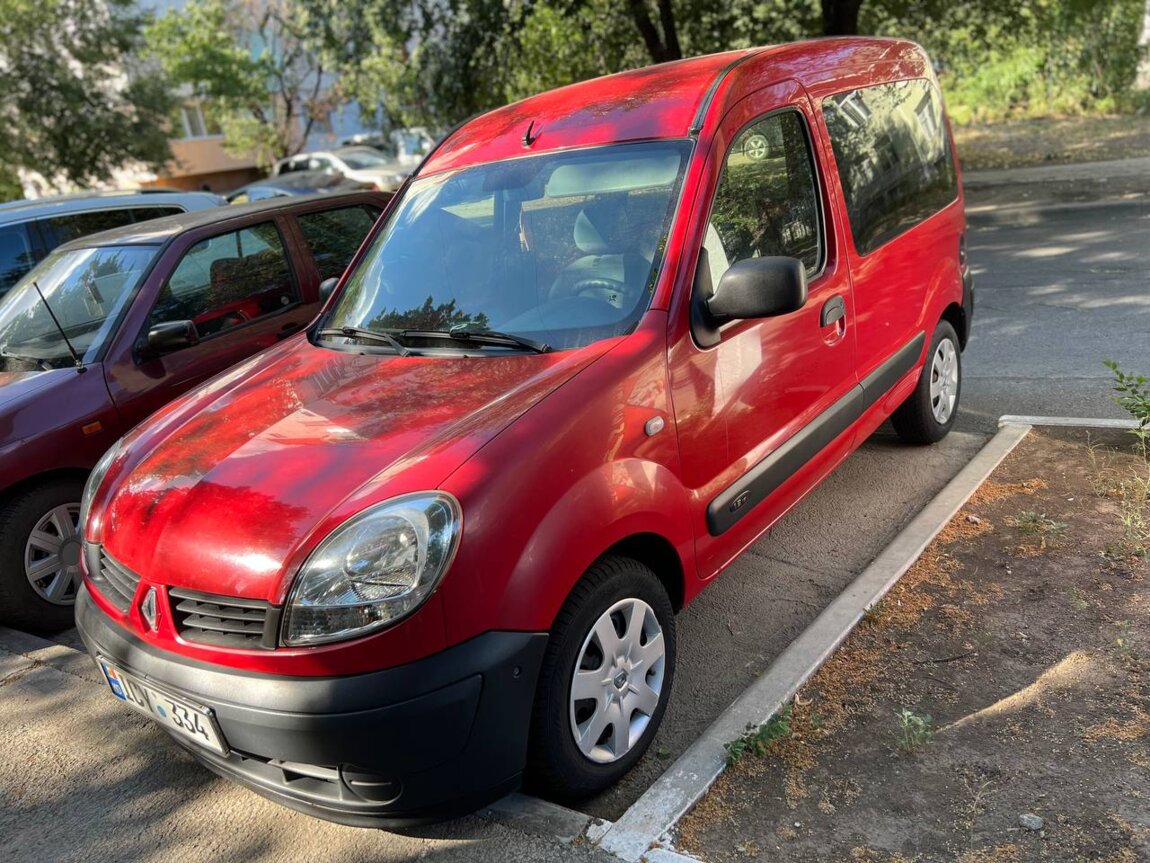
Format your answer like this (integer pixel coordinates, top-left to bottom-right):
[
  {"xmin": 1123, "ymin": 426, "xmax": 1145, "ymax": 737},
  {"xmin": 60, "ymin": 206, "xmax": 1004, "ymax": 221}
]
[
  {"xmin": 338, "ymin": 148, "xmax": 393, "ymax": 169},
  {"xmin": 0, "ymin": 245, "xmax": 156, "ymax": 371},
  {"xmin": 325, "ymin": 141, "xmax": 690, "ymax": 351}
]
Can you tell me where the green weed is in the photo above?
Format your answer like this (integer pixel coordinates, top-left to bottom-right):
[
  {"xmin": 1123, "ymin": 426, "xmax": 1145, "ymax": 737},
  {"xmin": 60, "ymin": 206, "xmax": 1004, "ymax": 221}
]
[
  {"xmin": 725, "ymin": 705, "xmax": 792, "ymax": 766},
  {"xmin": 896, "ymin": 708, "xmax": 933, "ymax": 752}
]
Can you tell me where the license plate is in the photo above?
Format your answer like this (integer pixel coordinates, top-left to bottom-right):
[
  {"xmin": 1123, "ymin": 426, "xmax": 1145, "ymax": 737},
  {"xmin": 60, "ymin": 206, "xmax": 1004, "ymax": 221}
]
[{"xmin": 97, "ymin": 657, "xmax": 228, "ymax": 756}]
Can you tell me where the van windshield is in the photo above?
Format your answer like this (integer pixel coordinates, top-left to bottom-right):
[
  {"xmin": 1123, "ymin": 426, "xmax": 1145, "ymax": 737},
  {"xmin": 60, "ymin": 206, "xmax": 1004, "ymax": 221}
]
[
  {"xmin": 0, "ymin": 245, "xmax": 156, "ymax": 371},
  {"xmin": 325, "ymin": 141, "xmax": 691, "ymax": 352}
]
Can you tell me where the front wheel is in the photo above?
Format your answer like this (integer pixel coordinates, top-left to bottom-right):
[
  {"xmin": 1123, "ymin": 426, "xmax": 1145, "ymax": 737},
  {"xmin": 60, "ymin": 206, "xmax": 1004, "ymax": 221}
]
[
  {"xmin": 0, "ymin": 477, "xmax": 87, "ymax": 633},
  {"xmin": 891, "ymin": 319, "xmax": 962, "ymax": 445},
  {"xmin": 528, "ymin": 556, "xmax": 676, "ymax": 799}
]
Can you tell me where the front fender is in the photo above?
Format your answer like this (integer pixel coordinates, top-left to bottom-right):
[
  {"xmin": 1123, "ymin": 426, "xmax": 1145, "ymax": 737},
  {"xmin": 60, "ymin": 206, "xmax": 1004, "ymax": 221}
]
[{"xmin": 501, "ymin": 458, "xmax": 694, "ymax": 631}]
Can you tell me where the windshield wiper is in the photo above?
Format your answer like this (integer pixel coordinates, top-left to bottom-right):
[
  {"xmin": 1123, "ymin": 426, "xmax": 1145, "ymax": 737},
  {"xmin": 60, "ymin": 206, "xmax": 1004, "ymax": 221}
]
[
  {"xmin": 316, "ymin": 326, "xmax": 413, "ymax": 357},
  {"xmin": 30, "ymin": 281, "xmax": 85, "ymax": 372},
  {"xmin": 404, "ymin": 328, "xmax": 552, "ymax": 354}
]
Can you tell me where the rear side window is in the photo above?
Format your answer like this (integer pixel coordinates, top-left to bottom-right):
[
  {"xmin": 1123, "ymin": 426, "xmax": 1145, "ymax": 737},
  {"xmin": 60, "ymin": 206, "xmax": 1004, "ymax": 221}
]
[
  {"xmin": 0, "ymin": 223, "xmax": 38, "ymax": 295},
  {"xmin": 40, "ymin": 209, "xmax": 138, "ymax": 248},
  {"xmin": 822, "ymin": 79, "xmax": 957, "ymax": 255},
  {"xmin": 148, "ymin": 222, "xmax": 299, "ymax": 340},
  {"xmin": 705, "ymin": 110, "xmax": 822, "ymax": 287},
  {"xmin": 297, "ymin": 205, "xmax": 380, "ymax": 281},
  {"xmin": 131, "ymin": 206, "xmax": 184, "ymax": 222}
]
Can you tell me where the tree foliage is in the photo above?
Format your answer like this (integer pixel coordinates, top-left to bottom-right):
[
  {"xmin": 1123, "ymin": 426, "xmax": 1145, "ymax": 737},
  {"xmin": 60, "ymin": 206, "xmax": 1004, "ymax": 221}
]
[
  {"xmin": 147, "ymin": 0, "xmax": 333, "ymax": 166},
  {"xmin": 0, "ymin": 0, "xmax": 174, "ymax": 192}
]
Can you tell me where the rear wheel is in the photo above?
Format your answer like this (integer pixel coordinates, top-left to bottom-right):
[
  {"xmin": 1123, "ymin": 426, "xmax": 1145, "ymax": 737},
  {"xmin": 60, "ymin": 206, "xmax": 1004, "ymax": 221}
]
[
  {"xmin": 891, "ymin": 319, "xmax": 961, "ymax": 445},
  {"xmin": 528, "ymin": 556, "xmax": 676, "ymax": 799},
  {"xmin": 0, "ymin": 477, "xmax": 86, "ymax": 633}
]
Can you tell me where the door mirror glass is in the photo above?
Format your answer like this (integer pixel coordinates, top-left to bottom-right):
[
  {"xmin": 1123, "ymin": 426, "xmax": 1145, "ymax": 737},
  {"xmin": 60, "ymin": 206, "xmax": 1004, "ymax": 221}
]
[
  {"xmin": 707, "ymin": 257, "xmax": 807, "ymax": 321},
  {"xmin": 146, "ymin": 320, "xmax": 200, "ymax": 355}
]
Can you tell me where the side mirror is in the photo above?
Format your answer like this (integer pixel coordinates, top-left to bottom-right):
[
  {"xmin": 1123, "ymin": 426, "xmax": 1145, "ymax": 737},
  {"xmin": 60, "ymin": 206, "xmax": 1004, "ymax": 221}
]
[
  {"xmin": 318, "ymin": 277, "xmax": 339, "ymax": 302},
  {"xmin": 146, "ymin": 320, "xmax": 199, "ymax": 356},
  {"xmin": 707, "ymin": 257, "xmax": 808, "ymax": 321}
]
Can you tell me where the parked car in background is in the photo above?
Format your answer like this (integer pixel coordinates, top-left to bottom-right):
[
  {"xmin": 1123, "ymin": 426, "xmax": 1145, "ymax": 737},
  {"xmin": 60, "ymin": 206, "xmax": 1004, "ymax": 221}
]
[
  {"xmin": 226, "ymin": 172, "xmax": 373, "ymax": 204},
  {"xmin": 272, "ymin": 146, "xmax": 409, "ymax": 192},
  {"xmin": 0, "ymin": 191, "xmax": 390, "ymax": 632},
  {"xmin": 76, "ymin": 38, "xmax": 971, "ymax": 824},
  {"xmin": 0, "ymin": 191, "xmax": 225, "ymax": 300}
]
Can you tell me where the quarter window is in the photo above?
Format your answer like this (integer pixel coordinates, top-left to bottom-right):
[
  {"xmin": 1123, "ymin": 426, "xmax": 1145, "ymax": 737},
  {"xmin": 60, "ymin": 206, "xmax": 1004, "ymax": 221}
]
[
  {"xmin": 148, "ymin": 222, "xmax": 298, "ymax": 341},
  {"xmin": 822, "ymin": 79, "xmax": 958, "ymax": 255},
  {"xmin": 297, "ymin": 206, "xmax": 381, "ymax": 281},
  {"xmin": 0, "ymin": 224, "xmax": 38, "ymax": 295},
  {"xmin": 705, "ymin": 111, "xmax": 822, "ymax": 288}
]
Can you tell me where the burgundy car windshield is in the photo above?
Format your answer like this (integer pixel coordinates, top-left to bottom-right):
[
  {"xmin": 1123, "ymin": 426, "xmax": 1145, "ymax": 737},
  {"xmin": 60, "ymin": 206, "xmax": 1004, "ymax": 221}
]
[
  {"xmin": 0, "ymin": 245, "xmax": 156, "ymax": 371},
  {"xmin": 326, "ymin": 141, "xmax": 691, "ymax": 351}
]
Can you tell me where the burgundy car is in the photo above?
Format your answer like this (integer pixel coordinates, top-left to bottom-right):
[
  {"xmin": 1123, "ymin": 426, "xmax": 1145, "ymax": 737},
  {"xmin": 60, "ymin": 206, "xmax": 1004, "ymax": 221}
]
[{"xmin": 0, "ymin": 192, "xmax": 390, "ymax": 632}]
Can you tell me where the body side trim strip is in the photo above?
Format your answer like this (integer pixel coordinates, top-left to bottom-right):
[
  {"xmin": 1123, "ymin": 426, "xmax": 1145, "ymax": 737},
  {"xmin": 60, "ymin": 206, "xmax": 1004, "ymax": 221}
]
[{"xmin": 706, "ymin": 331, "xmax": 925, "ymax": 536}]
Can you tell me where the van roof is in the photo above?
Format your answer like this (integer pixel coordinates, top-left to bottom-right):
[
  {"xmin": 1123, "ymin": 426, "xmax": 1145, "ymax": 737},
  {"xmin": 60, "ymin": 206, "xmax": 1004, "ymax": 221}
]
[{"xmin": 422, "ymin": 37, "xmax": 928, "ymax": 176}]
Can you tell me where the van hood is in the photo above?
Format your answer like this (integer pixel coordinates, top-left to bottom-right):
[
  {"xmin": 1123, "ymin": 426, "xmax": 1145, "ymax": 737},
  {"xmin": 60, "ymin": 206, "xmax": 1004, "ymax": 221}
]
[{"xmin": 100, "ymin": 342, "xmax": 604, "ymax": 601}]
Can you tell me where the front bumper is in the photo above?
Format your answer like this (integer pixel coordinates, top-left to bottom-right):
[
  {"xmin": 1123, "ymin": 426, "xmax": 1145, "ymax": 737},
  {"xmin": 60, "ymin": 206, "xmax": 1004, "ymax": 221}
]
[{"xmin": 76, "ymin": 585, "xmax": 547, "ymax": 826}]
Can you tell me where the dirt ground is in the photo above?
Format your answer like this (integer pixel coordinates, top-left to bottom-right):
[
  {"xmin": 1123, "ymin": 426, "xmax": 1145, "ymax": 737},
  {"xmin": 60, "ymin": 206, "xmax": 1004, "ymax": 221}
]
[
  {"xmin": 675, "ymin": 427, "xmax": 1150, "ymax": 863},
  {"xmin": 954, "ymin": 115, "xmax": 1150, "ymax": 171}
]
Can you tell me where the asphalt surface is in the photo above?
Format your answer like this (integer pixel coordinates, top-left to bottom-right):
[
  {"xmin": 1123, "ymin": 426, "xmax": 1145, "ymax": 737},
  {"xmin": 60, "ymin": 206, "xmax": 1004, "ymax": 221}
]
[
  {"xmin": 959, "ymin": 181, "xmax": 1150, "ymax": 431},
  {"xmin": 8, "ymin": 163, "xmax": 1146, "ymax": 859}
]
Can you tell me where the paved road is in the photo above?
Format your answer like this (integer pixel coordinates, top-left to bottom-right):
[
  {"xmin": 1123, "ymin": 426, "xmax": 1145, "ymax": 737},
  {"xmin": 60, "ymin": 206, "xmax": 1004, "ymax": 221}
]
[{"xmin": 960, "ymin": 198, "xmax": 1150, "ymax": 431}]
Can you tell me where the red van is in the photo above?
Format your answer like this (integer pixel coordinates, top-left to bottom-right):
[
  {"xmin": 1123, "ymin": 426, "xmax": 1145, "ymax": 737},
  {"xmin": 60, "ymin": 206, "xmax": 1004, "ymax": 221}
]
[{"xmin": 78, "ymin": 38, "xmax": 973, "ymax": 824}]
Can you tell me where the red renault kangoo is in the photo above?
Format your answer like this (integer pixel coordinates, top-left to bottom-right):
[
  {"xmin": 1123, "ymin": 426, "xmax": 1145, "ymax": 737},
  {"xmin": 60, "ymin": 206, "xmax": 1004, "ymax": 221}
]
[{"xmin": 78, "ymin": 38, "xmax": 972, "ymax": 824}]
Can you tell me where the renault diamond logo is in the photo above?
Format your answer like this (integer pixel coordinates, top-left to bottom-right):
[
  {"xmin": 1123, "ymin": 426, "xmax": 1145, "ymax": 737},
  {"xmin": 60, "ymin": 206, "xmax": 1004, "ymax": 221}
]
[{"xmin": 140, "ymin": 587, "xmax": 159, "ymax": 631}]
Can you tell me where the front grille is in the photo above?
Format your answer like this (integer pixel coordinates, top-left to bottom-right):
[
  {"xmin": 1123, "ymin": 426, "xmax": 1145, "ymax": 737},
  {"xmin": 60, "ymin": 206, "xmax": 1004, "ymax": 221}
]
[
  {"xmin": 170, "ymin": 587, "xmax": 278, "ymax": 649},
  {"xmin": 89, "ymin": 548, "xmax": 141, "ymax": 613}
]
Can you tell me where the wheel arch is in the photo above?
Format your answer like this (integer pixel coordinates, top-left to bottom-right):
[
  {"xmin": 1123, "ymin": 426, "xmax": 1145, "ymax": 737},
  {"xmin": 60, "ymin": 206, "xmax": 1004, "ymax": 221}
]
[
  {"xmin": 0, "ymin": 468, "xmax": 90, "ymax": 507},
  {"xmin": 598, "ymin": 532, "xmax": 685, "ymax": 613},
  {"xmin": 940, "ymin": 301, "xmax": 969, "ymax": 349}
]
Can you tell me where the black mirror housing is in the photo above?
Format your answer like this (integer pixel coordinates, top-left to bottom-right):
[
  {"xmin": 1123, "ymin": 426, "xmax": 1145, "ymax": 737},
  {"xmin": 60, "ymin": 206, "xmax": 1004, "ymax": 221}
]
[
  {"xmin": 707, "ymin": 257, "xmax": 808, "ymax": 321},
  {"xmin": 146, "ymin": 320, "xmax": 199, "ymax": 356}
]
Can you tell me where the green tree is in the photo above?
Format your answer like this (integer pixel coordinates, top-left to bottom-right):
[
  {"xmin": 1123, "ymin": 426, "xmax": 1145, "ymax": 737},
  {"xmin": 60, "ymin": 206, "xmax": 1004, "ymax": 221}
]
[
  {"xmin": 0, "ymin": 0, "xmax": 174, "ymax": 195},
  {"xmin": 147, "ymin": 0, "xmax": 333, "ymax": 166}
]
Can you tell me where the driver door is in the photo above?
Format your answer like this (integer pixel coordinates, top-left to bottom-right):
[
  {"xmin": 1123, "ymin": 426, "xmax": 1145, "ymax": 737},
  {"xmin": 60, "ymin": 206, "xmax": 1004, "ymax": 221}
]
[{"xmin": 103, "ymin": 219, "xmax": 313, "ymax": 428}]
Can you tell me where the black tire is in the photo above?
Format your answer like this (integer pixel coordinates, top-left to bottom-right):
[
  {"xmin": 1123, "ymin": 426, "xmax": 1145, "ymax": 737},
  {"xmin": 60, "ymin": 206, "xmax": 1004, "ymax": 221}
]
[
  {"xmin": 891, "ymin": 319, "xmax": 962, "ymax": 445},
  {"xmin": 528, "ymin": 556, "xmax": 676, "ymax": 800},
  {"xmin": 0, "ymin": 477, "xmax": 86, "ymax": 634}
]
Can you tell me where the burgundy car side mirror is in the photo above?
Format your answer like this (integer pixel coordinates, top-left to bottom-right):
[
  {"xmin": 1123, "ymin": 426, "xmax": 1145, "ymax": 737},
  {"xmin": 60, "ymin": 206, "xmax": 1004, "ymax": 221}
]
[{"xmin": 146, "ymin": 320, "xmax": 200, "ymax": 356}]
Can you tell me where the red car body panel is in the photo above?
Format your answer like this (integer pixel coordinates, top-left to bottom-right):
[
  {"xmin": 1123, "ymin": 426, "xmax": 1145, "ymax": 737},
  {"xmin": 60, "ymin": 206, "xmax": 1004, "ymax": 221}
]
[{"xmin": 85, "ymin": 39, "xmax": 967, "ymax": 680}]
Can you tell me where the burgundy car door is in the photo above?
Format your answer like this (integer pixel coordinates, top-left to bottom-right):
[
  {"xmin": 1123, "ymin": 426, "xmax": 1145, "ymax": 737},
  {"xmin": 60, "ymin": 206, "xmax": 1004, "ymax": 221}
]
[{"xmin": 103, "ymin": 217, "xmax": 317, "ymax": 429}]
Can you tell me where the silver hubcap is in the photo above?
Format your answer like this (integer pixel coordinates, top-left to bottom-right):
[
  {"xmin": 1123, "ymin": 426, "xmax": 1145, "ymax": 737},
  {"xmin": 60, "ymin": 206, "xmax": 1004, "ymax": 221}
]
[
  {"xmin": 569, "ymin": 597, "xmax": 666, "ymax": 764},
  {"xmin": 744, "ymin": 136, "xmax": 768, "ymax": 159},
  {"xmin": 25, "ymin": 503, "xmax": 83, "ymax": 605},
  {"xmin": 929, "ymin": 338, "xmax": 959, "ymax": 424}
]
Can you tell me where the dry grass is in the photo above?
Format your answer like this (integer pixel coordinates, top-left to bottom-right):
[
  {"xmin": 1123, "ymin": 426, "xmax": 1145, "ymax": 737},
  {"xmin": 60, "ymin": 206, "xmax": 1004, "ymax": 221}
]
[{"xmin": 954, "ymin": 115, "xmax": 1150, "ymax": 171}]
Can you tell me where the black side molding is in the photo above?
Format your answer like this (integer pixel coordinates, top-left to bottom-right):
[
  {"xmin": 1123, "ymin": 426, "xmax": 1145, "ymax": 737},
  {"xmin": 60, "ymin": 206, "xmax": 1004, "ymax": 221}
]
[{"xmin": 706, "ymin": 331, "xmax": 926, "ymax": 536}]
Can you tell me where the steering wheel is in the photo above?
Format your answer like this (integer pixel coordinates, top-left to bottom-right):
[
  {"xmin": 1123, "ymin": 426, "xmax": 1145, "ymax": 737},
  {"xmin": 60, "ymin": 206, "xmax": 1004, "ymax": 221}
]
[{"xmin": 570, "ymin": 278, "xmax": 629, "ymax": 309}]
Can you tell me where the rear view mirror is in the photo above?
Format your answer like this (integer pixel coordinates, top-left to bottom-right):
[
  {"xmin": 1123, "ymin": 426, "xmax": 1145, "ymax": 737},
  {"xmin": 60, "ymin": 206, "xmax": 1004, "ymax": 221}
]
[
  {"xmin": 318, "ymin": 277, "xmax": 339, "ymax": 301},
  {"xmin": 146, "ymin": 320, "xmax": 199, "ymax": 356},
  {"xmin": 707, "ymin": 257, "xmax": 807, "ymax": 321}
]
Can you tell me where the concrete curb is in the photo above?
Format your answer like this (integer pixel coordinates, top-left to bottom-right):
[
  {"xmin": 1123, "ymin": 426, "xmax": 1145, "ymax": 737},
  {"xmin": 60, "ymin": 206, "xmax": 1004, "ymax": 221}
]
[
  {"xmin": 999, "ymin": 414, "xmax": 1140, "ymax": 430},
  {"xmin": 596, "ymin": 422, "xmax": 1032, "ymax": 862}
]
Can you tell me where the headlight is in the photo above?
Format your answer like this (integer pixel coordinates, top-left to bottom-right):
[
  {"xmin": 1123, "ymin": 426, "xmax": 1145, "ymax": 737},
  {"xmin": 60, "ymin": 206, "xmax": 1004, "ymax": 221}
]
[
  {"xmin": 282, "ymin": 492, "xmax": 461, "ymax": 646},
  {"xmin": 80, "ymin": 439, "xmax": 123, "ymax": 539}
]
